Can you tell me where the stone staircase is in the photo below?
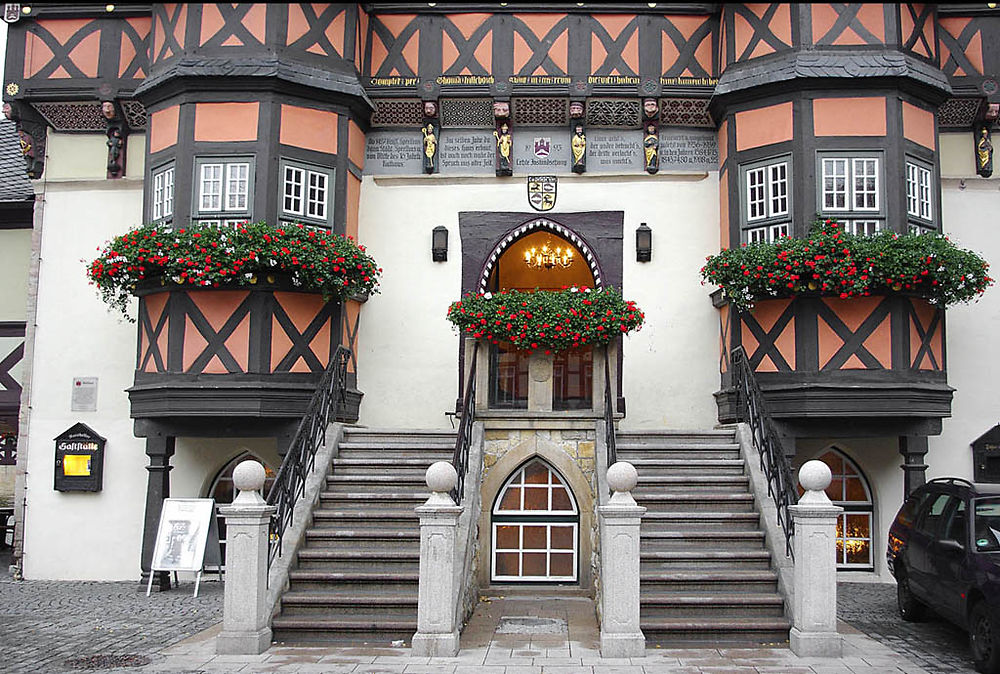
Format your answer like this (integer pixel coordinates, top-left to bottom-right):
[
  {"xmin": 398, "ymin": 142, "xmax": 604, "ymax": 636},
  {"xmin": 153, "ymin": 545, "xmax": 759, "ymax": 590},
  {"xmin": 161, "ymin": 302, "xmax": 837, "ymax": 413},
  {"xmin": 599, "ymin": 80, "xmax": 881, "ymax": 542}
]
[
  {"xmin": 271, "ymin": 428, "xmax": 455, "ymax": 644},
  {"xmin": 616, "ymin": 429, "xmax": 791, "ymax": 646}
]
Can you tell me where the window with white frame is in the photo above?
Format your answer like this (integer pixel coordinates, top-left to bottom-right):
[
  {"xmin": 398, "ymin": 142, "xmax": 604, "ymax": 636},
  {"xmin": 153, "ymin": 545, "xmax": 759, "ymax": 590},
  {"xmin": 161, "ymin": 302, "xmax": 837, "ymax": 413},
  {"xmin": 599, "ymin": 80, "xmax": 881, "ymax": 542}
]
[
  {"xmin": 280, "ymin": 160, "xmax": 333, "ymax": 225},
  {"xmin": 817, "ymin": 152, "xmax": 884, "ymax": 234},
  {"xmin": 741, "ymin": 157, "xmax": 791, "ymax": 243},
  {"xmin": 906, "ymin": 160, "xmax": 934, "ymax": 231},
  {"xmin": 194, "ymin": 157, "xmax": 254, "ymax": 221},
  {"xmin": 151, "ymin": 164, "xmax": 175, "ymax": 223}
]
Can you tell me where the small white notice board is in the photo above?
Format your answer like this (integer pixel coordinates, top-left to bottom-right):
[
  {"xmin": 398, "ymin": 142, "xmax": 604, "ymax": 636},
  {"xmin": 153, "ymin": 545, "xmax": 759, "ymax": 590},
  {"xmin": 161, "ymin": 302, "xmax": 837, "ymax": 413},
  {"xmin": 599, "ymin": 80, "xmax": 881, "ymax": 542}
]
[{"xmin": 147, "ymin": 498, "xmax": 221, "ymax": 597}]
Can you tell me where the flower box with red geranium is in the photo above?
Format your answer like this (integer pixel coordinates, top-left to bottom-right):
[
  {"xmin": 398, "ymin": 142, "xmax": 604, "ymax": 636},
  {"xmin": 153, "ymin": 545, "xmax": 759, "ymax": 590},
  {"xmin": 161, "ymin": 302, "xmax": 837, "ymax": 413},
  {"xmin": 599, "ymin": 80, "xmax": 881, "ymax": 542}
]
[
  {"xmin": 446, "ymin": 286, "xmax": 644, "ymax": 353},
  {"xmin": 87, "ymin": 221, "xmax": 381, "ymax": 319}
]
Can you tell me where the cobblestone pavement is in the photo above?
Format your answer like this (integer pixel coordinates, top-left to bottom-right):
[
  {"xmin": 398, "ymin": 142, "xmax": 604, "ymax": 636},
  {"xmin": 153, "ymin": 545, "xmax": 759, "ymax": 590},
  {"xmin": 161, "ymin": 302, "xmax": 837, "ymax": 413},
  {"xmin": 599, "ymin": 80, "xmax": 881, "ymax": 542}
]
[
  {"xmin": 0, "ymin": 568, "xmax": 224, "ymax": 674},
  {"xmin": 838, "ymin": 581, "xmax": 975, "ymax": 674}
]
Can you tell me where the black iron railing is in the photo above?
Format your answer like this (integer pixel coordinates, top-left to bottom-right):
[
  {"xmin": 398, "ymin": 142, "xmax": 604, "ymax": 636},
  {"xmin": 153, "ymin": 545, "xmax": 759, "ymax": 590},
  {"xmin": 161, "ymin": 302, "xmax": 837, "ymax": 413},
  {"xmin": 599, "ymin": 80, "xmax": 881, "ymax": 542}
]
[
  {"xmin": 266, "ymin": 345, "xmax": 351, "ymax": 566},
  {"xmin": 730, "ymin": 346, "xmax": 796, "ymax": 558},
  {"xmin": 603, "ymin": 346, "xmax": 617, "ymax": 467},
  {"xmin": 451, "ymin": 341, "xmax": 480, "ymax": 504}
]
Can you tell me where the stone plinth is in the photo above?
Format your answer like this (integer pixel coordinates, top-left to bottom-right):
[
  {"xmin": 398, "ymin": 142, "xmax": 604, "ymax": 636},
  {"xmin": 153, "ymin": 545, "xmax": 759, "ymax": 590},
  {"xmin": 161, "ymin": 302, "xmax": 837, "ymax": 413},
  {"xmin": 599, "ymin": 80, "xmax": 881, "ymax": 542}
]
[{"xmin": 599, "ymin": 461, "xmax": 646, "ymax": 657}]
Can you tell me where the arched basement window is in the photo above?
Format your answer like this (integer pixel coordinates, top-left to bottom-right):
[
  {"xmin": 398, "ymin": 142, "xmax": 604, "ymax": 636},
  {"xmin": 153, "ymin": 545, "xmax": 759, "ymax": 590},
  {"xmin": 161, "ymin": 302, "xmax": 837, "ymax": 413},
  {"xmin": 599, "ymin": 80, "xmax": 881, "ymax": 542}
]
[
  {"xmin": 207, "ymin": 452, "xmax": 276, "ymax": 564},
  {"xmin": 492, "ymin": 458, "xmax": 579, "ymax": 582},
  {"xmin": 816, "ymin": 449, "xmax": 875, "ymax": 570}
]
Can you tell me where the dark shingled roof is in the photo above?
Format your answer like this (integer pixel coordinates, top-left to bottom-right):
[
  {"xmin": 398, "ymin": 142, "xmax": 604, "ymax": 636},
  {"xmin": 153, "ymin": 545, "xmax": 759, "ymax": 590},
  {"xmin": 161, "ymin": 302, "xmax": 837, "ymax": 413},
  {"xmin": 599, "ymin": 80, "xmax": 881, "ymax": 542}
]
[{"xmin": 0, "ymin": 120, "xmax": 35, "ymax": 203}]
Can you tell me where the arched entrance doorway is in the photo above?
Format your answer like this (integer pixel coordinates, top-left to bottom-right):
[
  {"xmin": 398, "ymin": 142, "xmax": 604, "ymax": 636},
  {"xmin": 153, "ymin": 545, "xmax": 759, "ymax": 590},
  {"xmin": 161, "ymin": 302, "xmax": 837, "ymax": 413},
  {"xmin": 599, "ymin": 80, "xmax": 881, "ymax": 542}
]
[
  {"xmin": 814, "ymin": 448, "xmax": 875, "ymax": 570},
  {"xmin": 206, "ymin": 451, "xmax": 276, "ymax": 564},
  {"xmin": 481, "ymin": 220, "xmax": 599, "ymax": 411},
  {"xmin": 491, "ymin": 458, "xmax": 579, "ymax": 582}
]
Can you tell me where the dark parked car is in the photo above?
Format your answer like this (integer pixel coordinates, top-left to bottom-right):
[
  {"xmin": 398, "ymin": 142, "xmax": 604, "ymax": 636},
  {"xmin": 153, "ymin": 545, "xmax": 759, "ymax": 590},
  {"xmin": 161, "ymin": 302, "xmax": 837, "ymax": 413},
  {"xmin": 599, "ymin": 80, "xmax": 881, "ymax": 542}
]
[{"xmin": 887, "ymin": 477, "xmax": 1000, "ymax": 674}]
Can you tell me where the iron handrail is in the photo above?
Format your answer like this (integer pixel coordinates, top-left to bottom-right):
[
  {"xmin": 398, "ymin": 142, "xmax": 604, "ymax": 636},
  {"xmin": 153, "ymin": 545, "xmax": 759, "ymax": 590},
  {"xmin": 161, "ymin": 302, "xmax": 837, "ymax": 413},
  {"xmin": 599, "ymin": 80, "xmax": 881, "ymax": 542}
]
[
  {"xmin": 604, "ymin": 346, "xmax": 617, "ymax": 467},
  {"xmin": 266, "ymin": 345, "xmax": 351, "ymax": 566},
  {"xmin": 730, "ymin": 345, "xmax": 797, "ymax": 558},
  {"xmin": 451, "ymin": 341, "xmax": 480, "ymax": 504}
]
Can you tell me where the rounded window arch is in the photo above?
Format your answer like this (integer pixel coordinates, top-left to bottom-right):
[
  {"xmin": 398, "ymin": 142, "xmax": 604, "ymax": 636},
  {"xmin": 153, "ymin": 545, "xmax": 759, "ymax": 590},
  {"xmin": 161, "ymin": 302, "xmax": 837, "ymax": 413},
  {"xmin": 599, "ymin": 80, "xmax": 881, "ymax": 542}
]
[
  {"xmin": 206, "ymin": 452, "xmax": 277, "ymax": 563},
  {"xmin": 814, "ymin": 448, "xmax": 874, "ymax": 570},
  {"xmin": 491, "ymin": 458, "xmax": 579, "ymax": 582}
]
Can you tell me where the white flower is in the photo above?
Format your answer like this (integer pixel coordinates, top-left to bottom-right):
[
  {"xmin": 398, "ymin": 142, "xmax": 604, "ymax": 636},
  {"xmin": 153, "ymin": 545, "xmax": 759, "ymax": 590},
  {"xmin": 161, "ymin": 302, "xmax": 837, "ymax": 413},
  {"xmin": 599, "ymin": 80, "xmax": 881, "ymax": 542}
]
[
  {"xmin": 569, "ymin": 286, "xmax": 579, "ymax": 293},
  {"xmin": 483, "ymin": 292, "xmax": 493, "ymax": 300}
]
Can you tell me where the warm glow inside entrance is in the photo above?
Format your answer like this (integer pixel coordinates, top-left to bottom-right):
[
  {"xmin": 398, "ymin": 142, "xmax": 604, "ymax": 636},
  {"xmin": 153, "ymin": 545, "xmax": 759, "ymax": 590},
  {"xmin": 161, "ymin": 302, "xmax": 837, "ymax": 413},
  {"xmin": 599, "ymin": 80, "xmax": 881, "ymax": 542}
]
[{"xmin": 492, "ymin": 231, "xmax": 593, "ymax": 291}]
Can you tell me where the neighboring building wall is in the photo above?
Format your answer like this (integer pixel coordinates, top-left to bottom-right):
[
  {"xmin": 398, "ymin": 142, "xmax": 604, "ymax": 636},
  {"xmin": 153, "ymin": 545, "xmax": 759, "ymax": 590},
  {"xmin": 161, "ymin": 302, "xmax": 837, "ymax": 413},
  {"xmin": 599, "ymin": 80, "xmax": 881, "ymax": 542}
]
[
  {"xmin": 0, "ymin": 228, "xmax": 30, "ymax": 496},
  {"xmin": 355, "ymin": 172, "xmax": 720, "ymax": 430}
]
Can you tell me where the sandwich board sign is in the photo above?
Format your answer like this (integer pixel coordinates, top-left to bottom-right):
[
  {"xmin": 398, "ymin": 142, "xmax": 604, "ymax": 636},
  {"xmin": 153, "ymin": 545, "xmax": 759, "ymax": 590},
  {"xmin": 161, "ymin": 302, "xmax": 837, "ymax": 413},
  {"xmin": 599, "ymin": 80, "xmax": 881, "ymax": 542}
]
[{"xmin": 147, "ymin": 498, "xmax": 221, "ymax": 597}]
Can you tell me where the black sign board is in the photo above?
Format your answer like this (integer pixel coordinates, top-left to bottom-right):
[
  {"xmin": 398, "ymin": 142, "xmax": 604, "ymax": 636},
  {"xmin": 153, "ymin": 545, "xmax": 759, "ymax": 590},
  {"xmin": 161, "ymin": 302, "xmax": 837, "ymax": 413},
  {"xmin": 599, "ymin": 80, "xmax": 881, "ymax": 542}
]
[
  {"xmin": 54, "ymin": 423, "xmax": 105, "ymax": 492},
  {"xmin": 973, "ymin": 425, "xmax": 1000, "ymax": 483}
]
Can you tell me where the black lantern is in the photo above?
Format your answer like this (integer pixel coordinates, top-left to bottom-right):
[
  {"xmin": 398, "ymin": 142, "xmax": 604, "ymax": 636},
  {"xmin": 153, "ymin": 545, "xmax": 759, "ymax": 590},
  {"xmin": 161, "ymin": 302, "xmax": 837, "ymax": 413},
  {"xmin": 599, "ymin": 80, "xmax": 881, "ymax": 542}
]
[
  {"xmin": 636, "ymin": 223, "xmax": 652, "ymax": 262},
  {"xmin": 432, "ymin": 226, "xmax": 449, "ymax": 262}
]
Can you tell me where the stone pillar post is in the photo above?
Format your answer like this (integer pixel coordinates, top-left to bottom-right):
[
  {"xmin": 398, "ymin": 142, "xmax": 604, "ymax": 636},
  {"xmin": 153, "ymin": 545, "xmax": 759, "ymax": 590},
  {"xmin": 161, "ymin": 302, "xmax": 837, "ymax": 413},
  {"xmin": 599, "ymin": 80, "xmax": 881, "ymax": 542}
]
[
  {"xmin": 412, "ymin": 461, "xmax": 464, "ymax": 656},
  {"xmin": 899, "ymin": 435, "xmax": 929, "ymax": 498},
  {"xmin": 217, "ymin": 460, "xmax": 277, "ymax": 655},
  {"xmin": 139, "ymin": 436, "xmax": 175, "ymax": 590},
  {"xmin": 789, "ymin": 460, "xmax": 843, "ymax": 657},
  {"xmin": 599, "ymin": 461, "xmax": 646, "ymax": 658}
]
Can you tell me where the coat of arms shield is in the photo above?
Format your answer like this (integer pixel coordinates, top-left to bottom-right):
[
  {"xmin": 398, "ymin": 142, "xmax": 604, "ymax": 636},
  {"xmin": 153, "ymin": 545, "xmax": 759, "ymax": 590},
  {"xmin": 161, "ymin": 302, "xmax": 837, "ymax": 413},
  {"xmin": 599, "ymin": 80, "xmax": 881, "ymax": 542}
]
[{"xmin": 527, "ymin": 175, "xmax": 557, "ymax": 212}]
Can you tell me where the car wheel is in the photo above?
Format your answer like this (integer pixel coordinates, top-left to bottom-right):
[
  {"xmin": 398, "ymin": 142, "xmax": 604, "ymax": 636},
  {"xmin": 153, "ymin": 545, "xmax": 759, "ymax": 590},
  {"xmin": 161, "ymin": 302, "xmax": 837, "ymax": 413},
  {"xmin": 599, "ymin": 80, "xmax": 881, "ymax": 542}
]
[
  {"xmin": 971, "ymin": 601, "xmax": 1000, "ymax": 674},
  {"xmin": 896, "ymin": 571, "xmax": 926, "ymax": 622}
]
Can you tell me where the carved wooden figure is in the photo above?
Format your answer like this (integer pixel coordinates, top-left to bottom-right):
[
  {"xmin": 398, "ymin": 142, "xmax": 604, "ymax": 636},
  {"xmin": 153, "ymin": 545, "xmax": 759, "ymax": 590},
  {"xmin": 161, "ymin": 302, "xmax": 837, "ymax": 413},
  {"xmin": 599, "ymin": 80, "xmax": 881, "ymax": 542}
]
[
  {"xmin": 570, "ymin": 101, "xmax": 586, "ymax": 174},
  {"xmin": 103, "ymin": 100, "xmax": 127, "ymax": 179},
  {"xmin": 977, "ymin": 126, "xmax": 993, "ymax": 178},
  {"xmin": 493, "ymin": 101, "xmax": 512, "ymax": 177},
  {"xmin": 642, "ymin": 99, "xmax": 659, "ymax": 175},
  {"xmin": 422, "ymin": 100, "xmax": 439, "ymax": 174}
]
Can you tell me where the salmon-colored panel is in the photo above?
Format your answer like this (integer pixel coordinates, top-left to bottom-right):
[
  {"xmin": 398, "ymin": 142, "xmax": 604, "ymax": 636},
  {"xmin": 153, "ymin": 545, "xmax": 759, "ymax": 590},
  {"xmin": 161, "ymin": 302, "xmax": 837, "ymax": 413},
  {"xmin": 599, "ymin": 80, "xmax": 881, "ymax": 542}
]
[
  {"xmin": 138, "ymin": 325, "xmax": 147, "ymax": 372},
  {"xmin": 287, "ymin": 4, "xmax": 310, "ymax": 44},
  {"xmin": 39, "ymin": 18, "xmax": 90, "ymax": 46},
  {"xmin": 742, "ymin": 322, "xmax": 760, "ymax": 361},
  {"xmin": 939, "ymin": 40, "xmax": 955, "ymax": 75},
  {"xmin": 940, "ymin": 19, "xmax": 983, "ymax": 75},
  {"xmin": 910, "ymin": 299, "xmax": 942, "ymax": 370},
  {"xmin": 346, "ymin": 173, "xmax": 361, "ymax": 240},
  {"xmin": 747, "ymin": 39, "xmax": 775, "ymax": 61},
  {"xmin": 244, "ymin": 4, "xmax": 266, "ymax": 44},
  {"xmin": 24, "ymin": 33, "xmax": 55, "ymax": 79},
  {"xmin": 158, "ymin": 4, "xmax": 187, "ymax": 61},
  {"xmin": 817, "ymin": 317, "xmax": 843, "ymax": 370},
  {"xmin": 774, "ymin": 321, "xmax": 795, "ymax": 369},
  {"xmin": 155, "ymin": 323, "xmax": 168, "ymax": 373},
  {"xmin": 693, "ymin": 29, "xmax": 713, "ymax": 75},
  {"xmin": 753, "ymin": 298, "xmax": 791, "ymax": 333},
  {"xmin": 621, "ymin": 32, "xmax": 639, "ymax": 74},
  {"xmin": 145, "ymin": 292, "xmax": 169, "ymax": 328},
  {"xmin": 119, "ymin": 18, "xmax": 150, "ymax": 77},
  {"xmin": 596, "ymin": 14, "xmax": 635, "ymax": 39},
  {"xmin": 514, "ymin": 32, "xmax": 533, "ymax": 73},
  {"xmin": 223, "ymin": 313, "xmax": 251, "ymax": 372},
  {"xmin": 325, "ymin": 8, "xmax": 345, "ymax": 57},
  {"xmin": 862, "ymin": 314, "xmax": 891, "ymax": 369},
  {"xmin": 591, "ymin": 33, "xmax": 608, "ymax": 73},
  {"xmin": 930, "ymin": 314, "xmax": 943, "ymax": 370},
  {"xmin": 719, "ymin": 305, "xmax": 730, "ymax": 373},
  {"xmin": 814, "ymin": 97, "xmax": 886, "ymax": 137},
  {"xmin": 270, "ymin": 316, "xmax": 294, "ymax": 372},
  {"xmin": 306, "ymin": 43, "xmax": 326, "ymax": 56},
  {"xmin": 661, "ymin": 33, "xmax": 680, "ymax": 74},
  {"xmin": 191, "ymin": 290, "xmax": 250, "ymax": 333},
  {"xmin": 718, "ymin": 119, "xmax": 728, "ymax": 168},
  {"xmin": 289, "ymin": 355, "xmax": 310, "ymax": 373},
  {"xmin": 183, "ymin": 316, "xmax": 208, "ymax": 372},
  {"xmin": 310, "ymin": 318, "xmax": 332, "ymax": 370},
  {"xmin": 766, "ymin": 4, "xmax": 791, "ymax": 45},
  {"xmin": 356, "ymin": 6, "xmax": 369, "ymax": 70},
  {"xmin": 449, "ymin": 13, "xmax": 489, "ymax": 39},
  {"xmin": 379, "ymin": 13, "xmax": 416, "ymax": 38},
  {"xmin": 442, "ymin": 32, "xmax": 460, "ymax": 72},
  {"xmin": 811, "ymin": 4, "xmax": 840, "ymax": 44},
  {"xmin": 900, "ymin": 6, "xmax": 915, "ymax": 53},
  {"xmin": 399, "ymin": 32, "xmax": 419, "ymax": 75},
  {"xmin": 149, "ymin": 105, "xmax": 180, "ymax": 153},
  {"xmin": 822, "ymin": 296, "xmax": 883, "ymax": 333},
  {"xmin": 275, "ymin": 292, "xmax": 323, "ymax": 335},
  {"xmin": 734, "ymin": 12, "xmax": 763, "ymax": 61},
  {"xmin": 476, "ymin": 32, "xmax": 496, "ymax": 73},
  {"xmin": 841, "ymin": 353, "xmax": 866, "ymax": 369},
  {"xmin": 280, "ymin": 105, "xmax": 338, "ymax": 155},
  {"xmin": 514, "ymin": 13, "xmax": 564, "ymax": 40},
  {"xmin": 965, "ymin": 31, "xmax": 984, "ymax": 76},
  {"xmin": 348, "ymin": 120, "xmax": 365, "ymax": 170},
  {"xmin": 50, "ymin": 65, "xmax": 72, "ymax": 79},
  {"xmin": 756, "ymin": 354, "xmax": 777, "ymax": 372},
  {"xmin": 222, "ymin": 34, "xmax": 244, "ymax": 47},
  {"xmin": 735, "ymin": 102, "xmax": 793, "ymax": 151},
  {"xmin": 671, "ymin": 15, "xmax": 706, "ymax": 41},
  {"xmin": 194, "ymin": 102, "xmax": 259, "ymax": 142},
  {"xmin": 343, "ymin": 299, "xmax": 361, "ymax": 373},
  {"xmin": 370, "ymin": 31, "xmax": 388, "ymax": 73},
  {"xmin": 719, "ymin": 171, "xmax": 730, "ymax": 249},
  {"xmin": 67, "ymin": 29, "xmax": 100, "ymax": 78},
  {"xmin": 378, "ymin": 14, "xmax": 417, "ymax": 73},
  {"xmin": 857, "ymin": 3, "xmax": 885, "ymax": 42},
  {"xmin": 833, "ymin": 27, "xmax": 867, "ymax": 46},
  {"xmin": 902, "ymin": 101, "xmax": 935, "ymax": 150},
  {"xmin": 200, "ymin": 4, "xmax": 225, "ymax": 46}
]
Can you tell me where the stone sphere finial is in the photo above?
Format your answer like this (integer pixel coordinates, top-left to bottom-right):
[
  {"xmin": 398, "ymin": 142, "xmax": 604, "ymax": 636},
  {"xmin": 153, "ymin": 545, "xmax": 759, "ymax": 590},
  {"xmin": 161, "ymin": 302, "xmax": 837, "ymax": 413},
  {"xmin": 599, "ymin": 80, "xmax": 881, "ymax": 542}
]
[
  {"xmin": 799, "ymin": 460, "xmax": 833, "ymax": 492},
  {"xmin": 233, "ymin": 460, "xmax": 266, "ymax": 492},
  {"xmin": 426, "ymin": 461, "xmax": 458, "ymax": 493},
  {"xmin": 607, "ymin": 461, "xmax": 639, "ymax": 493}
]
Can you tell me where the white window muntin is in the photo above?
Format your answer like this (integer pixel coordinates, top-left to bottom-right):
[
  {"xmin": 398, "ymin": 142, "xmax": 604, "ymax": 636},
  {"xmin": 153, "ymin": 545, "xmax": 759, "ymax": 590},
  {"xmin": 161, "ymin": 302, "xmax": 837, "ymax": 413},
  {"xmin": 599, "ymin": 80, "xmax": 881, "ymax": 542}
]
[
  {"xmin": 821, "ymin": 155, "xmax": 880, "ymax": 214},
  {"xmin": 200, "ymin": 163, "xmax": 223, "ymax": 212},
  {"xmin": 746, "ymin": 161, "xmax": 788, "ymax": 222},
  {"xmin": 491, "ymin": 522, "xmax": 578, "ymax": 582},
  {"xmin": 492, "ymin": 464, "xmax": 578, "ymax": 516},
  {"xmin": 852, "ymin": 158, "xmax": 878, "ymax": 211},
  {"xmin": 822, "ymin": 158, "xmax": 847, "ymax": 210},
  {"xmin": 163, "ymin": 167, "xmax": 174, "ymax": 218},
  {"xmin": 746, "ymin": 223, "xmax": 788, "ymax": 244},
  {"xmin": 283, "ymin": 166, "xmax": 304, "ymax": 216},
  {"xmin": 906, "ymin": 161, "xmax": 932, "ymax": 221},
  {"xmin": 281, "ymin": 162, "xmax": 331, "ymax": 223},
  {"xmin": 845, "ymin": 220, "xmax": 881, "ymax": 236},
  {"xmin": 225, "ymin": 163, "xmax": 249, "ymax": 211},
  {"xmin": 306, "ymin": 171, "xmax": 328, "ymax": 220}
]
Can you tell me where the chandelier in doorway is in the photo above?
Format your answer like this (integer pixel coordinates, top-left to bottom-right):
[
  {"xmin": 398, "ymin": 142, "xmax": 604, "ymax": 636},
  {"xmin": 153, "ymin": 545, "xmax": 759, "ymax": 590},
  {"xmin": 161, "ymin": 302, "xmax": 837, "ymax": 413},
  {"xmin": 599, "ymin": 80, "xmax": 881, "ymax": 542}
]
[{"xmin": 524, "ymin": 239, "xmax": 574, "ymax": 270}]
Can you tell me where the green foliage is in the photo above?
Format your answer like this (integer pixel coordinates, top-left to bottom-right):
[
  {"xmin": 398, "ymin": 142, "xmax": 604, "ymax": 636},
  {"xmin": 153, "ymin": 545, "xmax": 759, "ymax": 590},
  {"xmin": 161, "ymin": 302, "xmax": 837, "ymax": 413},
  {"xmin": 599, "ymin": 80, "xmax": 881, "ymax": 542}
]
[
  {"xmin": 87, "ymin": 221, "xmax": 381, "ymax": 318},
  {"xmin": 447, "ymin": 286, "xmax": 644, "ymax": 352},
  {"xmin": 700, "ymin": 219, "xmax": 993, "ymax": 311}
]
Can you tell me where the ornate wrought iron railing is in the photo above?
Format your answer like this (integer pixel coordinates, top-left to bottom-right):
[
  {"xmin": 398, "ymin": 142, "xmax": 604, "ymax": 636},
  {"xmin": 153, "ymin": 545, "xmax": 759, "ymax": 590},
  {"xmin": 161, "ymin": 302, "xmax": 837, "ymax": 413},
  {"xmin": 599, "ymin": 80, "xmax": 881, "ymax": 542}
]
[
  {"xmin": 451, "ymin": 341, "xmax": 480, "ymax": 504},
  {"xmin": 603, "ymin": 346, "xmax": 617, "ymax": 467},
  {"xmin": 266, "ymin": 345, "xmax": 351, "ymax": 566},
  {"xmin": 730, "ymin": 345, "xmax": 797, "ymax": 558}
]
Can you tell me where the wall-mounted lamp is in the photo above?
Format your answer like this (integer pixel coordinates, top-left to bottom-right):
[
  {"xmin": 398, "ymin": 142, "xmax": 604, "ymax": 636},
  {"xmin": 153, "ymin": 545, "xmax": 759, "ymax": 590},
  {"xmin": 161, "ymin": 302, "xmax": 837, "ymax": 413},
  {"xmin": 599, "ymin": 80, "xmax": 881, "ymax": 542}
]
[
  {"xmin": 636, "ymin": 223, "xmax": 652, "ymax": 262},
  {"xmin": 432, "ymin": 226, "xmax": 449, "ymax": 262}
]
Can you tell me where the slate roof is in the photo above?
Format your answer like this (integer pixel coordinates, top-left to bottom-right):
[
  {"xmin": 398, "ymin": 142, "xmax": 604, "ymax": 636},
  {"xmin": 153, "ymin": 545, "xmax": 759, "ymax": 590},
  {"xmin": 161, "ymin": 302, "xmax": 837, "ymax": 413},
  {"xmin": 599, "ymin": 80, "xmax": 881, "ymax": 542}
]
[{"xmin": 0, "ymin": 120, "xmax": 34, "ymax": 203}]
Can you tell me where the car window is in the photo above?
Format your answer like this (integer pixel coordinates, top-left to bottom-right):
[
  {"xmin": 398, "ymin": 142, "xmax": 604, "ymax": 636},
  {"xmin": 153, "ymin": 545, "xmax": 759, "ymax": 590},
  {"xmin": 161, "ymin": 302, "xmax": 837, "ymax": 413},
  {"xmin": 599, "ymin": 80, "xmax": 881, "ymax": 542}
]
[
  {"xmin": 896, "ymin": 492, "xmax": 930, "ymax": 528},
  {"xmin": 975, "ymin": 498, "xmax": 1000, "ymax": 551},
  {"xmin": 915, "ymin": 493, "xmax": 954, "ymax": 536},
  {"xmin": 943, "ymin": 500, "xmax": 968, "ymax": 545}
]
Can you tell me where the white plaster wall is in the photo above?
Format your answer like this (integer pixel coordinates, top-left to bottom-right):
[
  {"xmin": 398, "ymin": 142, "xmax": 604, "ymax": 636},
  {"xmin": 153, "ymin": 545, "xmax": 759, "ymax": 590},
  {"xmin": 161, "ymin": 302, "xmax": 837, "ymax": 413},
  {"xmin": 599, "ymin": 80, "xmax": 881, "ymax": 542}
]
[
  {"xmin": 795, "ymin": 437, "xmax": 903, "ymax": 580},
  {"xmin": 0, "ymin": 228, "xmax": 31, "ymax": 320},
  {"xmin": 928, "ymin": 134, "xmax": 1000, "ymax": 481},
  {"xmin": 355, "ymin": 172, "xmax": 720, "ymax": 430}
]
